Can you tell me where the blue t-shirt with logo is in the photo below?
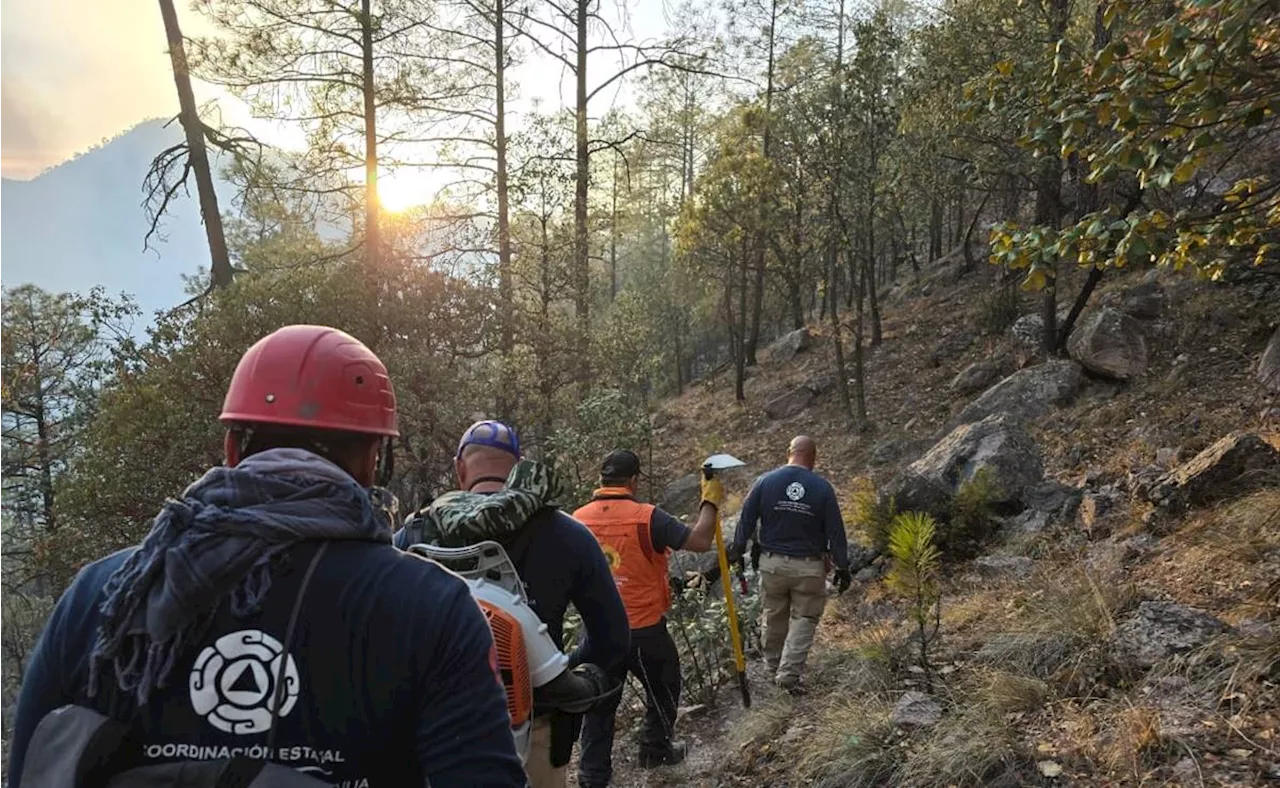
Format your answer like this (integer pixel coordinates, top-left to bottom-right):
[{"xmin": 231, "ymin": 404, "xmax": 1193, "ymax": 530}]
[
  {"xmin": 7, "ymin": 541, "xmax": 527, "ymax": 787},
  {"xmin": 733, "ymin": 465, "xmax": 850, "ymax": 569}
]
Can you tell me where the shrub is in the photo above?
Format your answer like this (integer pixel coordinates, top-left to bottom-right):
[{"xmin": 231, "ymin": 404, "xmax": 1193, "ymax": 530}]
[
  {"xmin": 942, "ymin": 468, "xmax": 1000, "ymax": 558},
  {"xmin": 2, "ymin": 590, "xmax": 55, "ymax": 766},
  {"xmin": 974, "ymin": 280, "xmax": 1019, "ymax": 335}
]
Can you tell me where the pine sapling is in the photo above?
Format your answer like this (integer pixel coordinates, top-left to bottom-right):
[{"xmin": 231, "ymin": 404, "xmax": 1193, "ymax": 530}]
[{"xmin": 886, "ymin": 511, "xmax": 942, "ymax": 689}]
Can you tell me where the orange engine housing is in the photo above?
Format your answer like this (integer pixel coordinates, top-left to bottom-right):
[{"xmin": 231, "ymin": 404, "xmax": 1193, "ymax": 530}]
[{"xmin": 477, "ymin": 599, "xmax": 533, "ymax": 728}]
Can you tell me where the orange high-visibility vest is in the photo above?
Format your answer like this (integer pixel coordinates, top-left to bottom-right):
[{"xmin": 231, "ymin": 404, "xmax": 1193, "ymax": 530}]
[{"xmin": 573, "ymin": 488, "xmax": 670, "ymax": 629}]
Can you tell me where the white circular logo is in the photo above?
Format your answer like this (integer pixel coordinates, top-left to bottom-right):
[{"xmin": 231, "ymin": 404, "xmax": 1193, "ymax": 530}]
[
  {"xmin": 189, "ymin": 629, "xmax": 299, "ymax": 735},
  {"xmin": 785, "ymin": 482, "xmax": 806, "ymax": 501}
]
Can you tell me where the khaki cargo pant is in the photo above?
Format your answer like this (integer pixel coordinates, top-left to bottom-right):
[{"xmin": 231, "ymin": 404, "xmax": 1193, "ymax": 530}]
[
  {"xmin": 525, "ymin": 716, "xmax": 566, "ymax": 788},
  {"xmin": 759, "ymin": 552, "xmax": 828, "ymax": 686}
]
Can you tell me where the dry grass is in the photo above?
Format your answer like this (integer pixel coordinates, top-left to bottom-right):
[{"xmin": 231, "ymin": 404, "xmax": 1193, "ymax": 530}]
[
  {"xmin": 971, "ymin": 564, "xmax": 1134, "ymax": 690},
  {"xmin": 975, "ymin": 668, "xmax": 1051, "ymax": 715},
  {"xmin": 894, "ymin": 705, "xmax": 1027, "ymax": 788},
  {"xmin": 794, "ymin": 696, "xmax": 897, "ymax": 788},
  {"xmin": 726, "ymin": 695, "xmax": 794, "ymax": 751},
  {"xmin": 1133, "ymin": 488, "xmax": 1280, "ymax": 619}
]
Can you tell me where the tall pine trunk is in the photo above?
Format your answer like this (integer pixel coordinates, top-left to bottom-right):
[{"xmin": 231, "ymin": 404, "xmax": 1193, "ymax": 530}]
[
  {"xmin": 573, "ymin": 0, "xmax": 590, "ymax": 373},
  {"xmin": 745, "ymin": 0, "xmax": 780, "ymax": 367},
  {"xmin": 610, "ymin": 154, "xmax": 620, "ymax": 300},
  {"xmin": 852, "ymin": 254, "xmax": 868, "ymax": 427},
  {"xmin": 360, "ymin": 0, "xmax": 380, "ymax": 269},
  {"xmin": 826, "ymin": 0, "xmax": 855, "ymax": 427},
  {"xmin": 494, "ymin": 0, "xmax": 514, "ymax": 413},
  {"xmin": 158, "ymin": 0, "xmax": 232, "ymax": 288},
  {"xmin": 929, "ymin": 194, "xmax": 943, "ymax": 262}
]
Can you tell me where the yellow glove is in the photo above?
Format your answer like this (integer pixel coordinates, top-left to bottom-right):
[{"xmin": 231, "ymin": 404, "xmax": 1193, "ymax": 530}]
[{"xmin": 700, "ymin": 475, "xmax": 725, "ymax": 510}]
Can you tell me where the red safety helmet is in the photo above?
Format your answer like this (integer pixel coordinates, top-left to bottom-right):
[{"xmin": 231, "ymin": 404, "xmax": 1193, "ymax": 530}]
[{"xmin": 220, "ymin": 325, "xmax": 399, "ymax": 437}]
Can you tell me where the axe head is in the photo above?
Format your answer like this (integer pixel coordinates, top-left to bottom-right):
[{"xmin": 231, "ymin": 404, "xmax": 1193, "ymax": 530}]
[{"xmin": 702, "ymin": 453, "xmax": 746, "ymax": 479}]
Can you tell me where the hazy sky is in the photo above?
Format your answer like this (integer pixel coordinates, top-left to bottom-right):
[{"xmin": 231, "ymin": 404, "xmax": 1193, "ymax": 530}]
[
  {"xmin": 2, "ymin": 0, "xmax": 206, "ymax": 178},
  {"xmin": 2, "ymin": 0, "xmax": 673, "ymax": 181}
]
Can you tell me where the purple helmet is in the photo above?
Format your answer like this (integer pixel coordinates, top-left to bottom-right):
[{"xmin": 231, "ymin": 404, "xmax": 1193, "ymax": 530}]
[{"xmin": 456, "ymin": 420, "xmax": 521, "ymax": 459}]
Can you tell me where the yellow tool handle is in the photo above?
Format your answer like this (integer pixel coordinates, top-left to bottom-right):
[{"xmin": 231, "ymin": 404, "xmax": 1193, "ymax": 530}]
[
  {"xmin": 711, "ymin": 519, "xmax": 742, "ymax": 670},
  {"xmin": 713, "ymin": 509, "xmax": 750, "ymax": 710}
]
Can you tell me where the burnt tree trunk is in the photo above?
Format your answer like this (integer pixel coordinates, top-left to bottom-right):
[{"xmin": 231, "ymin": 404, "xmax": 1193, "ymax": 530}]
[{"xmin": 158, "ymin": 0, "xmax": 232, "ymax": 288}]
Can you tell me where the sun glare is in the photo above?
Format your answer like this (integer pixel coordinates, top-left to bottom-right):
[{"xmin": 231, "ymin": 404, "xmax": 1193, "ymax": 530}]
[{"xmin": 377, "ymin": 168, "xmax": 440, "ymax": 213}]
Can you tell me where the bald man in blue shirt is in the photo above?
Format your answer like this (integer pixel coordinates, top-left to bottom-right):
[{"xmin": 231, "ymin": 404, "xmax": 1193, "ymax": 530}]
[{"xmin": 731, "ymin": 436, "xmax": 850, "ymax": 693}]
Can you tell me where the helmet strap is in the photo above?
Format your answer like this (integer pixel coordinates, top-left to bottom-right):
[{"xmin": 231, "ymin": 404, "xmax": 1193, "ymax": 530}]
[
  {"xmin": 375, "ymin": 436, "xmax": 395, "ymax": 488},
  {"xmin": 224, "ymin": 428, "xmax": 254, "ymax": 468}
]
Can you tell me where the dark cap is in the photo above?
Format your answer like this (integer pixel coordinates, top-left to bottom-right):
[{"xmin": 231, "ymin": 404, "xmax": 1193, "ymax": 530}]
[{"xmin": 600, "ymin": 449, "xmax": 643, "ymax": 479}]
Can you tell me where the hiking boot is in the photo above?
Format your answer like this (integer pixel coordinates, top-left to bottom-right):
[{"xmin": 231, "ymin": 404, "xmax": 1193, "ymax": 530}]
[
  {"xmin": 776, "ymin": 677, "xmax": 806, "ymax": 696},
  {"xmin": 638, "ymin": 741, "xmax": 688, "ymax": 768}
]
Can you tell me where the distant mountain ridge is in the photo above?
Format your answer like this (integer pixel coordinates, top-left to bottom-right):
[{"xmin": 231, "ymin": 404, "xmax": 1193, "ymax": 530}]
[{"xmin": 1, "ymin": 119, "xmax": 230, "ymax": 319}]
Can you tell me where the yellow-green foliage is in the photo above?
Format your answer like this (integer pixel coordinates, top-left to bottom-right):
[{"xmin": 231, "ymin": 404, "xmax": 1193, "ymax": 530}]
[
  {"xmin": 851, "ymin": 478, "xmax": 897, "ymax": 552},
  {"xmin": 887, "ymin": 511, "xmax": 942, "ymax": 624},
  {"xmin": 887, "ymin": 511, "xmax": 943, "ymax": 684}
]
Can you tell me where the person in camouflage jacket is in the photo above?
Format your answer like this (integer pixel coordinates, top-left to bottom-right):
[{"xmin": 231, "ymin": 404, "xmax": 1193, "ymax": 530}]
[{"xmin": 393, "ymin": 421, "xmax": 629, "ymax": 788}]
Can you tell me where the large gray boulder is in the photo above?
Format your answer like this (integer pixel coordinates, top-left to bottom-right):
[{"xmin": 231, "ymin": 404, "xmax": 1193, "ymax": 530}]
[
  {"xmin": 1260, "ymin": 325, "xmax": 1280, "ymax": 393},
  {"xmin": 886, "ymin": 413, "xmax": 1044, "ymax": 516},
  {"xmin": 764, "ymin": 386, "xmax": 816, "ymax": 419},
  {"xmin": 950, "ymin": 361, "xmax": 1002, "ymax": 395},
  {"xmin": 1117, "ymin": 280, "xmax": 1165, "ymax": 320},
  {"xmin": 670, "ymin": 514, "xmax": 741, "ymax": 595},
  {"xmin": 1010, "ymin": 314, "xmax": 1046, "ymax": 351},
  {"xmin": 1147, "ymin": 432, "xmax": 1280, "ymax": 512},
  {"xmin": 767, "ymin": 328, "xmax": 813, "ymax": 363},
  {"xmin": 658, "ymin": 472, "xmax": 703, "ymax": 516},
  {"xmin": 958, "ymin": 360, "xmax": 1083, "ymax": 425},
  {"xmin": 1113, "ymin": 601, "xmax": 1229, "ymax": 670},
  {"xmin": 1067, "ymin": 307, "xmax": 1148, "ymax": 380}
]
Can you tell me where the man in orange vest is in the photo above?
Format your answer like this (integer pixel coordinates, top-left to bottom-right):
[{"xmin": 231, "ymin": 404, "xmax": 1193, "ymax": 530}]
[{"xmin": 572, "ymin": 450, "xmax": 724, "ymax": 787}]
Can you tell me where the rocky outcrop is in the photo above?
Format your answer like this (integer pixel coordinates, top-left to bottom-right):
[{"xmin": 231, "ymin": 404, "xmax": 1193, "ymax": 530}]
[
  {"xmin": 891, "ymin": 691, "xmax": 941, "ymax": 729},
  {"xmin": 803, "ymin": 372, "xmax": 838, "ymax": 396},
  {"xmin": 1010, "ymin": 314, "xmax": 1047, "ymax": 351},
  {"xmin": 1078, "ymin": 486, "xmax": 1126, "ymax": 535},
  {"xmin": 764, "ymin": 386, "xmax": 816, "ymax": 420},
  {"xmin": 1147, "ymin": 432, "xmax": 1280, "ymax": 512},
  {"xmin": 973, "ymin": 555, "xmax": 1035, "ymax": 580},
  {"xmin": 886, "ymin": 413, "xmax": 1044, "ymax": 516},
  {"xmin": 768, "ymin": 328, "xmax": 813, "ymax": 363},
  {"xmin": 950, "ymin": 361, "xmax": 1002, "ymax": 395},
  {"xmin": 958, "ymin": 360, "xmax": 1083, "ymax": 425},
  {"xmin": 1021, "ymin": 480, "xmax": 1083, "ymax": 526},
  {"xmin": 659, "ymin": 472, "xmax": 703, "ymax": 516},
  {"xmin": 1102, "ymin": 278, "xmax": 1165, "ymax": 320},
  {"xmin": 1113, "ymin": 601, "xmax": 1229, "ymax": 670},
  {"xmin": 1260, "ymin": 325, "xmax": 1280, "ymax": 393},
  {"xmin": 1067, "ymin": 307, "xmax": 1148, "ymax": 380}
]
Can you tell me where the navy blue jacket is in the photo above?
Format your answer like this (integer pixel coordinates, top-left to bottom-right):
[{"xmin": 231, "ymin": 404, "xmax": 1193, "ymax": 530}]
[
  {"xmin": 8, "ymin": 541, "xmax": 526, "ymax": 787},
  {"xmin": 396, "ymin": 508, "xmax": 629, "ymax": 674},
  {"xmin": 733, "ymin": 465, "xmax": 850, "ymax": 569}
]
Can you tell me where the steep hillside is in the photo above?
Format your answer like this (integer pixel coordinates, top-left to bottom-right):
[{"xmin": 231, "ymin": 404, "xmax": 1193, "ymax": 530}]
[
  {"xmin": 605, "ymin": 261, "xmax": 1279, "ymax": 787},
  {"xmin": 1, "ymin": 120, "xmax": 229, "ymax": 318}
]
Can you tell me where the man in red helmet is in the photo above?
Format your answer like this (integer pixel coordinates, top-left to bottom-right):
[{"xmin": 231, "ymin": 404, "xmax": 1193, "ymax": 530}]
[{"xmin": 8, "ymin": 325, "xmax": 527, "ymax": 787}]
